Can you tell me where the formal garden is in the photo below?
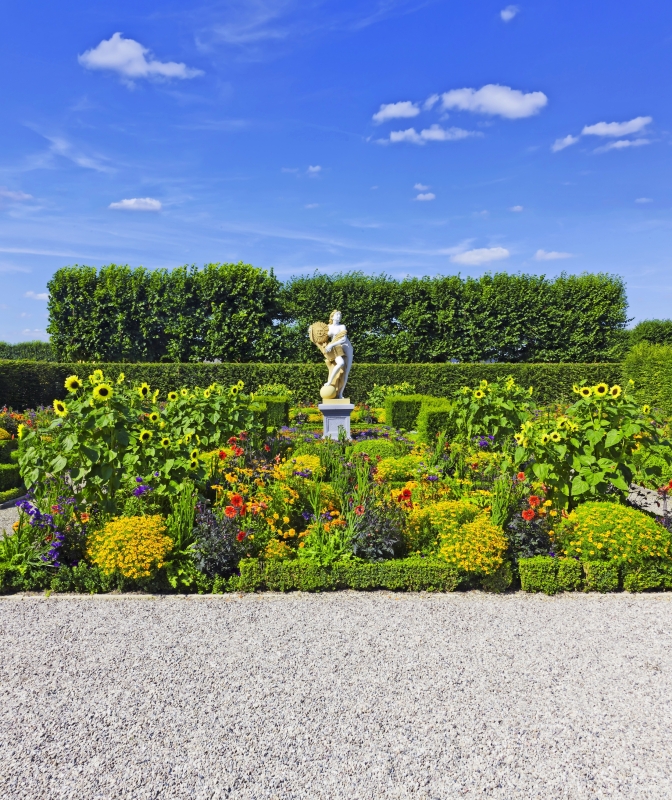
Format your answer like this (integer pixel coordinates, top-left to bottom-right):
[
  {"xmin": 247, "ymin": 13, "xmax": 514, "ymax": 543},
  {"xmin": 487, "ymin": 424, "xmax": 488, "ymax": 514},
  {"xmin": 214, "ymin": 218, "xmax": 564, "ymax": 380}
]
[{"xmin": 2, "ymin": 264, "xmax": 672, "ymax": 596}]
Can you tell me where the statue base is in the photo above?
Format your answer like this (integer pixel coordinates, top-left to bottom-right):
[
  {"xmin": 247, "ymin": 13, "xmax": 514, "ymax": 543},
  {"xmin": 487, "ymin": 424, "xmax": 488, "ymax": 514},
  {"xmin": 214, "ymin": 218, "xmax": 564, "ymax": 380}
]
[{"xmin": 318, "ymin": 400, "xmax": 354, "ymax": 440}]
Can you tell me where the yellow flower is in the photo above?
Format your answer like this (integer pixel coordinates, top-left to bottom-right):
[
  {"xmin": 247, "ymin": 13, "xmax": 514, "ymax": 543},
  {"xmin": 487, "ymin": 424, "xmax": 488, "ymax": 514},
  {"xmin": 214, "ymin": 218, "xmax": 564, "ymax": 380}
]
[
  {"xmin": 160, "ymin": 436, "xmax": 170, "ymax": 448},
  {"xmin": 92, "ymin": 383, "xmax": 113, "ymax": 402},
  {"xmin": 550, "ymin": 431, "xmax": 561, "ymax": 442},
  {"xmin": 64, "ymin": 375, "xmax": 82, "ymax": 393},
  {"xmin": 139, "ymin": 429, "xmax": 153, "ymax": 444},
  {"xmin": 203, "ymin": 389, "xmax": 211, "ymax": 399},
  {"xmin": 473, "ymin": 389, "xmax": 485, "ymax": 400},
  {"xmin": 580, "ymin": 386, "xmax": 592, "ymax": 398},
  {"xmin": 190, "ymin": 448, "xmax": 199, "ymax": 460},
  {"xmin": 642, "ymin": 405, "xmax": 651, "ymax": 414},
  {"xmin": 17, "ymin": 423, "xmax": 27, "ymax": 440},
  {"xmin": 594, "ymin": 383, "xmax": 609, "ymax": 397},
  {"xmin": 237, "ymin": 380, "xmax": 244, "ymax": 390},
  {"xmin": 53, "ymin": 398, "xmax": 68, "ymax": 417},
  {"xmin": 572, "ymin": 384, "xmax": 580, "ymax": 394},
  {"xmin": 148, "ymin": 411, "xmax": 160, "ymax": 423},
  {"xmin": 283, "ymin": 516, "xmax": 290, "ymax": 524},
  {"xmin": 225, "ymin": 472, "xmax": 237, "ymax": 483},
  {"xmin": 514, "ymin": 433, "xmax": 524, "ymax": 445},
  {"xmin": 180, "ymin": 388, "xmax": 189, "ymax": 397},
  {"xmin": 189, "ymin": 459, "xmax": 199, "ymax": 470},
  {"xmin": 609, "ymin": 384, "xmax": 622, "ymax": 398},
  {"xmin": 167, "ymin": 391, "xmax": 178, "ymax": 402},
  {"xmin": 229, "ymin": 385, "xmax": 239, "ymax": 396},
  {"xmin": 137, "ymin": 382, "xmax": 151, "ymax": 400},
  {"xmin": 540, "ymin": 433, "xmax": 550, "ymax": 445},
  {"xmin": 88, "ymin": 369, "xmax": 104, "ymax": 385},
  {"xmin": 116, "ymin": 372, "xmax": 125, "ymax": 384}
]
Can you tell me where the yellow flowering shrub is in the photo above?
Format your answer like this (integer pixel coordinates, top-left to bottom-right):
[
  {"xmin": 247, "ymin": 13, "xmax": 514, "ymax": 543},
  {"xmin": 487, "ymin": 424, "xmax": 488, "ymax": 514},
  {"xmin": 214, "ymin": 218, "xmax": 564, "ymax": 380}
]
[
  {"xmin": 265, "ymin": 540, "xmax": 294, "ymax": 560},
  {"xmin": 280, "ymin": 454, "xmax": 324, "ymax": 480},
  {"xmin": 556, "ymin": 501, "xmax": 672, "ymax": 566},
  {"xmin": 0, "ymin": 428, "xmax": 11, "ymax": 440},
  {"xmin": 405, "ymin": 500, "xmax": 480, "ymax": 554},
  {"xmin": 87, "ymin": 515, "xmax": 173, "ymax": 580},
  {"xmin": 376, "ymin": 454, "xmax": 424, "ymax": 482},
  {"xmin": 439, "ymin": 516, "xmax": 508, "ymax": 575}
]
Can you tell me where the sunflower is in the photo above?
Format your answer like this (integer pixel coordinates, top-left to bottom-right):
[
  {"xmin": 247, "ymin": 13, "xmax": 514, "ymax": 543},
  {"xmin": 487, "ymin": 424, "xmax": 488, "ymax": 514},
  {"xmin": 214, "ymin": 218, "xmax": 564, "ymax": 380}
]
[
  {"xmin": 92, "ymin": 383, "xmax": 113, "ymax": 402},
  {"xmin": 203, "ymin": 389, "xmax": 211, "ymax": 399},
  {"xmin": 53, "ymin": 399, "xmax": 68, "ymax": 417},
  {"xmin": 540, "ymin": 433, "xmax": 550, "ymax": 445},
  {"xmin": 229, "ymin": 385, "xmax": 239, "ymax": 396},
  {"xmin": 180, "ymin": 388, "xmax": 189, "ymax": 397},
  {"xmin": 237, "ymin": 380, "xmax": 244, "ymax": 390},
  {"xmin": 514, "ymin": 433, "xmax": 524, "ymax": 445},
  {"xmin": 572, "ymin": 384, "xmax": 580, "ymax": 394},
  {"xmin": 609, "ymin": 384, "xmax": 622, "ymax": 398},
  {"xmin": 139, "ymin": 429, "xmax": 153, "ymax": 444},
  {"xmin": 580, "ymin": 386, "xmax": 592, "ymax": 398},
  {"xmin": 594, "ymin": 383, "xmax": 609, "ymax": 397},
  {"xmin": 148, "ymin": 411, "xmax": 160, "ymax": 423},
  {"xmin": 64, "ymin": 375, "xmax": 82, "ymax": 393},
  {"xmin": 88, "ymin": 369, "xmax": 104, "ymax": 386},
  {"xmin": 160, "ymin": 436, "xmax": 170, "ymax": 448},
  {"xmin": 642, "ymin": 405, "xmax": 651, "ymax": 414},
  {"xmin": 550, "ymin": 431, "xmax": 561, "ymax": 442},
  {"xmin": 473, "ymin": 389, "xmax": 485, "ymax": 400},
  {"xmin": 167, "ymin": 391, "xmax": 178, "ymax": 402},
  {"xmin": 190, "ymin": 448, "xmax": 199, "ymax": 460},
  {"xmin": 116, "ymin": 372, "xmax": 125, "ymax": 385},
  {"xmin": 189, "ymin": 459, "xmax": 199, "ymax": 470},
  {"xmin": 137, "ymin": 382, "xmax": 151, "ymax": 400}
]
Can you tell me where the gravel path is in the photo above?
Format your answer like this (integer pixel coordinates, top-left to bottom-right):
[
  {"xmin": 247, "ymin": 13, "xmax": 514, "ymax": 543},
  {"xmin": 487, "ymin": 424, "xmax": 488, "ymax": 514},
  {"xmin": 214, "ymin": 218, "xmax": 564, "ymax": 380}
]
[
  {"xmin": 0, "ymin": 504, "xmax": 19, "ymax": 533},
  {"xmin": 0, "ymin": 593, "xmax": 671, "ymax": 800}
]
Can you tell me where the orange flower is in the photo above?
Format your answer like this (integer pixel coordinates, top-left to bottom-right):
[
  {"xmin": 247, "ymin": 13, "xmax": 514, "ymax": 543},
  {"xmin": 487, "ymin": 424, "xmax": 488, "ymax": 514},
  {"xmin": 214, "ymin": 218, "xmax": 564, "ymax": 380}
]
[
  {"xmin": 522, "ymin": 509, "xmax": 535, "ymax": 521},
  {"xmin": 517, "ymin": 472, "xmax": 526, "ymax": 481},
  {"xmin": 230, "ymin": 493, "xmax": 244, "ymax": 508},
  {"xmin": 224, "ymin": 506, "xmax": 236, "ymax": 518},
  {"xmin": 528, "ymin": 495, "xmax": 541, "ymax": 508}
]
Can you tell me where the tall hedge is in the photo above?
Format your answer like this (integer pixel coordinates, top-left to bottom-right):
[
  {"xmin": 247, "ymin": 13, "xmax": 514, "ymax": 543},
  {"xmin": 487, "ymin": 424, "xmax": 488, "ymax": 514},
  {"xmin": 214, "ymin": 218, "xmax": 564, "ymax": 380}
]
[
  {"xmin": 623, "ymin": 343, "xmax": 672, "ymax": 415},
  {"xmin": 0, "ymin": 361, "xmax": 624, "ymax": 409},
  {"xmin": 0, "ymin": 341, "xmax": 55, "ymax": 361},
  {"xmin": 47, "ymin": 266, "xmax": 628, "ymax": 364}
]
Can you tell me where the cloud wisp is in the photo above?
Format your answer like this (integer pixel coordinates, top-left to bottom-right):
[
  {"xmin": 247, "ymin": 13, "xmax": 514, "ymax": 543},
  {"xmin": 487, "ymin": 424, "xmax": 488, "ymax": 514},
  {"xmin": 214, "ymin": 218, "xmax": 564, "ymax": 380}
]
[
  {"xmin": 500, "ymin": 5, "xmax": 520, "ymax": 22},
  {"xmin": 451, "ymin": 246, "xmax": 510, "ymax": 266},
  {"xmin": 79, "ymin": 33, "xmax": 203, "ymax": 82},
  {"xmin": 372, "ymin": 101, "xmax": 420, "ymax": 123},
  {"xmin": 414, "ymin": 193, "xmax": 435, "ymax": 201},
  {"xmin": 534, "ymin": 249, "xmax": 573, "ymax": 261},
  {"xmin": 109, "ymin": 197, "xmax": 162, "ymax": 211},
  {"xmin": 385, "ymin": 125, "xmax": 478, "ymax": 145},
  {"xmin": 441, "ymin": 84, "xmax": 547, "ymax": 119},
  {"xmin": 552, "ymin": 116, "xmax": 652, "ymax": 153},
  {"xmin": 0, "ymin": 188, "xmax": 32, "ymax": 201},
  {"xmin": 25, "ymin": 291, "xmax": 49, "ymax": 301}
]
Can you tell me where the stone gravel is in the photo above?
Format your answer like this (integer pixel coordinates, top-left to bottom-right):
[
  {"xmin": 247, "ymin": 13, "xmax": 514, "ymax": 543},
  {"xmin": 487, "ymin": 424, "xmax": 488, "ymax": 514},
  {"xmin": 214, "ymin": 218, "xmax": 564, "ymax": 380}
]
[
  {"xmin": 0, "ymin": 592, "xmax": 671, "ymax": 800},
  {"xmin": 0, "ymin": 504, "xmax": 19, "ymax": 533}
]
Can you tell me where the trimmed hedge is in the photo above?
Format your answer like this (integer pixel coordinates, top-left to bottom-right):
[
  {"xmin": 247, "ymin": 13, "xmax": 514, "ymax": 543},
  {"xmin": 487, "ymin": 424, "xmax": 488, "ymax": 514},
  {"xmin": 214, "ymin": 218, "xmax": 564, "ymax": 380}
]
[
  {"xmin": 0, "ymin": 440, "xmax": 17, "ymax": 464},
  {"xmin": 519, "ymin": 556, "xmax": 584, "ymax": 595},
  {"xmin": 0, "ymin": 360, "xmax": 626, "ymax": 409},
  {"xmin": 623, "ymin": 342, "xmax": 672, "ymax": 415},
  {"xmin": 519, "ymin": 556, "xmax": 672, "ymax": 593},
  {"xmin": 0, "ymin": 341, "xmax": 55, "ymax": 361},
  {"xmin": 238, "ymin": 557, "xmax": 462, "ymax": 592},
  {"xmin": 0, "ymin": 464, "xmax": 20, "ymax": 492},
  {"xmin": 255, "ymin": 395, "xmax": 290, "ymax": 429},
  {"xmin": 0, "ymin": 486, "xmax": 25, "ymax": 506}
]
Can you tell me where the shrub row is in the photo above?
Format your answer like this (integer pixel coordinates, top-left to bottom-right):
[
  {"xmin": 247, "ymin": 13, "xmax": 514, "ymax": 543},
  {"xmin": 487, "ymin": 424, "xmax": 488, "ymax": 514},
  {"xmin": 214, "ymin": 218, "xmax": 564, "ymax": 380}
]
[
  {"xmin": 519, "ymin": 556, "xmax": 672, "ymax": 594},
  {"xmin": 0, "ymin": 360, "xmax": 624, "ymax": 409},
  {"xmin": 0, "ymin": 340, "xmax": 55, "ymax": 361},
  {"xmin": 623, "ymin": 342, "xmax": 672, "ymax": 415}
]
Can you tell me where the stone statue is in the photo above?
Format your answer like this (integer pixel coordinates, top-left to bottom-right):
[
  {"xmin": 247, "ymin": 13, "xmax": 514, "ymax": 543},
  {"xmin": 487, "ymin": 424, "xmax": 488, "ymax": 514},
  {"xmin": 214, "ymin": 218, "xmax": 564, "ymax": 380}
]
[{"xmin": 308, "ymin": 310, "xmax": 353, "ymax": 400}]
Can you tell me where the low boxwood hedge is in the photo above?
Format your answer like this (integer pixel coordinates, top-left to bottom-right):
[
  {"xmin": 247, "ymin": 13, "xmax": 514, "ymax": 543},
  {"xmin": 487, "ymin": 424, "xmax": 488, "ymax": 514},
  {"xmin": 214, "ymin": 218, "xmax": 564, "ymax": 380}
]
[{"xmin": 519, "ymin": 556, "xmax": 672, "ymax": 593}]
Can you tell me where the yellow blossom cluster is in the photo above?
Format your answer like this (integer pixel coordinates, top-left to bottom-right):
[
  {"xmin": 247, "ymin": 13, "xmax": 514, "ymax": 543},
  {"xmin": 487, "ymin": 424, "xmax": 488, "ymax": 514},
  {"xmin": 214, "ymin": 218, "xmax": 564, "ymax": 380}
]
[
  {"xmin": 87, "ymin": 515, "xmax": 173, "ymax": 580},
  {"xmin": 438, "ymin": 515, "xmax": 508, "ymax": 575},
  {"xmin": 406, "ymin": 499, "xmax": 481, "ymax": 555},
  {"xmin": 556, "ymin": 501, "xmax": 672, "ymax": 565}
]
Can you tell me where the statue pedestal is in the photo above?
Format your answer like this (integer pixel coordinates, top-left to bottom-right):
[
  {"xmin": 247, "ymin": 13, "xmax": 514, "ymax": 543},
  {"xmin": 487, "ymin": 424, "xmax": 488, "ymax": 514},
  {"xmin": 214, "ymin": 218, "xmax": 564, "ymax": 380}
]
[{"xmin": 318, "ymin": 399, "xmax": 354, "ymax": 440}]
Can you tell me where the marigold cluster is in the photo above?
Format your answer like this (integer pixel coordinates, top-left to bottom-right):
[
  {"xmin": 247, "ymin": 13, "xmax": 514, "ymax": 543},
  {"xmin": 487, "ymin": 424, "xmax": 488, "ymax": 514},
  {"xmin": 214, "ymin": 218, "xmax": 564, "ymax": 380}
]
[{"xmin": 87, "ymin": 515, "xmax": 173, "ymax": 580}]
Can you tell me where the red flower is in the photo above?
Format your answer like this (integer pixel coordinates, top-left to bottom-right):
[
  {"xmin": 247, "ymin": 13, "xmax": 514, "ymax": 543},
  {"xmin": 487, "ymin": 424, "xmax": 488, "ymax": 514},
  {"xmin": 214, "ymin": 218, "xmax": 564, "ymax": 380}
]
[
  {"xmin": 218, "ymin": 450, "xmax": 227, "ymax": 460},
  {"xmin": 224, "ymin": 506, "xmax": 236, "ymax": 518},
  {"xmin": 230, "ymin": 493, "xmax": 244, "ymax": 508},
  {"xmin": 401, "ymin": 488, "xmax": 412, "ymax": 500},
  {"xmin": 517, "ymin": 472, "xmax": 526, "ymax": 481},
  {"xmin": 354, "ymin": 505, "xmax": 365, "ymax": 516},
  {"xmin": 233, "ymin": 446, "xmax": 244, "ymax": 457},
  {"xmin": 239, "ymin": 431, "xmax": 248, "ymax": 441},
  {"xmin": 228, "ymin": 436, "xmax": 238, "ymax": 445},
  {"xmin": 528, "ymin": 495, "xmax": 541, "ymax": 508},
  {"xmin": 240, "ymin": 504, "xmax": 248, "ymax": 517},
  {"xmin": 522, "ymin": 509, "xmax": 535, "ymax": 521},
  {"xmin": 264, "ymin": 444, "xmax": 271, "ymax": 452},
  {"xmin": 471, "ymin": 463, "xmax": 478, "ymax": 470},
  {"xmin": 236, "ymin": 530, "xmax": 247, "ymax": 542}
]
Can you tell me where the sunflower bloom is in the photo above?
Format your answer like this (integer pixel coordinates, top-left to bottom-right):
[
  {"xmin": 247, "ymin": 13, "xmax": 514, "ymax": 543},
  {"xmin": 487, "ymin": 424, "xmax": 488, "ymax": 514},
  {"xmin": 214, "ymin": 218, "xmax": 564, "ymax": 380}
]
[
  {"xmin": 53, "ymin": 399, "xmax": 68, "ymax": 417},
  {"xmin": 594, "ymin": 383, "xmax": 609, "ymax": 397},
  {"xmin": 610, "ymin": 385, "xmax": 622, "ymax": 398},
  {"xmin": 64, "ymin": 375, "xmax": 82, "ymax": 393},
  {"xmin": 137, "ymin": 382, "xmax": 151, "ymax": 400},
  {"xmin": 167, "ymin": 391, "xmax": 178, "ymax": 402},
  {"xmin": 148, "ymin": 411, "xmax": 160, "ymax": 423},
  {"xmin": 580, "ymin": 386, "xmax": 592, "ymax": 398},
  {"xmin": 473, "ymin": 389, "xmax": 485, "ymax": 400},
  {"xmin": 92, "ymin": 383, "xmax": 113, "ymax": 402},
  {"xmin": 160, "ymin": 437, "xmax": 170, "ymax": 448},
  {"xmin": 139, "ymin": 429, "xmax": 153, "ymax": 444}
]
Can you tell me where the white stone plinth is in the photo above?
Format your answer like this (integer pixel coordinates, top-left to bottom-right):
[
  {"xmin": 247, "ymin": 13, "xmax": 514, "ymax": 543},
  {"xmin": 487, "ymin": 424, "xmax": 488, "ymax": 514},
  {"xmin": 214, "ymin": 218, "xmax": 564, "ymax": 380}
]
[{"xmin": 318, "ymin": 400, "xmax": 355, "ymax": 440}]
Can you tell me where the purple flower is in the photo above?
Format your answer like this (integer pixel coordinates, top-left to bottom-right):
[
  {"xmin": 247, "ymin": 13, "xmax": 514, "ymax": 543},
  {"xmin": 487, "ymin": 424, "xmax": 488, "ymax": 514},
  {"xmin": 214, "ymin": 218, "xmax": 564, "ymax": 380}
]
[
  {"xmin": 153, "ymin": 471, "xmax": 160, "ymax": 478},
  {"xmin": 135, "ymin": 476, "xmax": 144, "ymax": 483},
  {"xmin": 426, "ymin": 475, "xmax": 439, "ymax": 482}
]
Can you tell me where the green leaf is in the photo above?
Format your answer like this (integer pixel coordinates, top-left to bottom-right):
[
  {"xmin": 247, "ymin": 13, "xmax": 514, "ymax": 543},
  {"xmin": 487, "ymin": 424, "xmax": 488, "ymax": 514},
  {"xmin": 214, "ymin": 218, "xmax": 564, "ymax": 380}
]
[
  {"xmin": 50, "ymin": 455, "xmax": 68, "ymax": 472},
  {"xmin": 604, "ymin": 429, "xmax": 623, "ymax": 448}
]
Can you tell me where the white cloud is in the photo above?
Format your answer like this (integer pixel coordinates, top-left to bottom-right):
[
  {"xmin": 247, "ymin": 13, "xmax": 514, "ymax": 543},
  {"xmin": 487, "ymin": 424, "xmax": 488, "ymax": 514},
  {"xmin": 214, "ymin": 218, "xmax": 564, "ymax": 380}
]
[
  {"xmin": 635, "ymin": 197, "xmax": 653, "ymax": 203},
  {"xmin": 41, "ymin": 134, "xmax": 113, "ymax": 173},
  {"xmin": 500, "ymin": 5, "xmax": 520, "ymax": 22},
  {"xmin": 304, "ymin": 203, "xmax": 319, "ymax": 208},
  {"xmin": 441, "ymin": 84, "xmax": 547, "ymax": 119},
  {"xmin": 109, "ymin": 197, "xmax": 162, "ymax": 211},
  {"xmin": 388, "ymin": 125, "xmax": 478, "ymax": 145},
  {"xmin": 509, "ymin": 205, "xmax": 524, "ymax": 212},
  {"xmin": 423, "ymin": 94, "xmax": 440, "ymax": 111},
  {"xmin": 552, "ymin": 134, "xmax": 579, "ymax": 152},
  {"xmin": 451, "ymin": 246, "xmax": 510, "ymax": 266},
  {"xmin": 595, "ymin": 138, "xmax": 650, "ymax": 153},
  {"xmin": 24, "ymin": 291, "xmax": 49, "ymax": 301},
  {"xmin": 372, "ymin": 101, "xmax": 420, "ymax": 123},
  {"xmin": 415, "ymin": 193, "xmax": 435, "ymax": 201},
  {"xmin": 582, "ymin": 116, "xmax": 652, "ymax": 137},
  {"xmin": 307, "ymin": 165, "xmax": 322, "ymax": 174},
  {"xmin": 414, "ymin": 183, "xmax": 430, "ymax": 191},
  {"xmin": 0, "ymin": 188, "xmax": 32, "ymax": 201},
  {"xmin": 79, "ymin": 33, "xmax": 202, "ymax": 81},
  {"xmin": 534, "ymin": 249, "xmax": 573, "ymax": 261}
]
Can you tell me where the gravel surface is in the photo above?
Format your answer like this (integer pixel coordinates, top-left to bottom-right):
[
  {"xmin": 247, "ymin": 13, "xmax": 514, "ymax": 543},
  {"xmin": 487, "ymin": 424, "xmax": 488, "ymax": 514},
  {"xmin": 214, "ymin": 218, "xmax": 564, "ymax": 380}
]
[
  {"xmin": 0, "ymin": 592, "xmax": 671, "ymax": 800},
  {"xmin": 0, "ymin": 505, "xmax": 19, "ymax": 533}
]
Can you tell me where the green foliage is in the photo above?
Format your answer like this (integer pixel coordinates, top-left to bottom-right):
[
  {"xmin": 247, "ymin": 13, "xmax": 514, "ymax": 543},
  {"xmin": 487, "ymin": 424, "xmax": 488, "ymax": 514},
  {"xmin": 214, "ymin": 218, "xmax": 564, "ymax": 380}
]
[
  {"xmin": 0, "ymin": 341, "xmax": 55, "ymax": 361},
  {"xmin": 0, "ymin": 439, "xmax": 18, "ymax": 463},
  {"xmin": 50, "ymin": 563, "xmax": 115, "ymax": 594},
  {"xmin": 519, "ymin": 556, "xmax": 585, "ymax": 594},
  {"xmin": 514, "ymin": 383, "xmax": 672, "ymax": 509},
  {"xmin": 0, "ymin": 487, "xmax": 25, "ymax": 504},
  {"xmin": 416, "ymin": 401, "xmax": 455, "ymax": 444},
  {"xmin": 0, "ymin": 463, "xmax": 21, "ymax": 491},
  {"xmin": 254, "ymin": 396, "xmax": 290, "ymax": 429},
  {"xmin": 384, "ymin": 395, "xmax": 428, "ymax": 430},
  {"xmin": 164, "ymin": 481, "xmax": 198, "ymax": 590},
  {"xmin": 255, "ymin": 382, "xmax": 294, "ymax": 400},
  {"xmin": 624, "ymin": 342, "xmax": 672, "ymax": 415},
  {"xmin": 630, "ymin": 320, "xmax": 672, "ymax": 347},
  {"xmin": 0, "ymin": 514, "xmax": 52, "ymax": 581},
  {"xmin": 240, "ymin": 556, "xmax": 461, "ymax": 592},
  {"xmin": 366, "ymin": 382, "xmax": 416, "ymax": 408},
  {"xmin": 450, "ymin": 376, "xmax": 534, "ymax": 445},
  {"xmin": 0, "ymin": 361, "xmax": 626, "ymax": 409},
  {"xmin": 47, "ymin": 263, "xmax": 282, "ymax": 362},
  {"xmin": 18, "ymin": 371, "xmax": 262, "ymax": 515},
  {"xmin": 347, "ymin": 438, "xmax": 405, "ymax": 459},
  {"xmin": 583, "ymin": 560, "xmax": 619, "ymax": 592},
  {"xmin": 480, "ymin": 561, "xmax": 513, "ymax": 593},
  {"xmin": 621, "ymin": 563, "xmax": 666, "ymax": 592}
]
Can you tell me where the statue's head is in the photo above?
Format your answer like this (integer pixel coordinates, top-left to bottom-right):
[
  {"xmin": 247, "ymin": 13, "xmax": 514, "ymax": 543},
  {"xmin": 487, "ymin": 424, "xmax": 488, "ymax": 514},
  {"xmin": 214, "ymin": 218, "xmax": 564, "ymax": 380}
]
[{"xmin": 329, "ymin": 310, "xmax": 341, "ymax": 325}]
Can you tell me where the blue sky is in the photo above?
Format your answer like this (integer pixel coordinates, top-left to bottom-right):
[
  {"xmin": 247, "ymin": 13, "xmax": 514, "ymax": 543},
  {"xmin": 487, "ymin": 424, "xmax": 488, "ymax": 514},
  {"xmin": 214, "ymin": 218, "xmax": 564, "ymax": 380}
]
[{"xmin": 0, "ymin": 0, "xmax": 670, "ymax": 341}]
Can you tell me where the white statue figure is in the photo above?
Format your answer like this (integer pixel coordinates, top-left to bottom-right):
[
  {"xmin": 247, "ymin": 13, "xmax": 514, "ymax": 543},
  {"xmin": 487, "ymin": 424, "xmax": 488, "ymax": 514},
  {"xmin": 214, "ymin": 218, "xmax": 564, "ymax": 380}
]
[{"xmin": 308, "ymin": 310, "xmax": 353, "ymax": 400}]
